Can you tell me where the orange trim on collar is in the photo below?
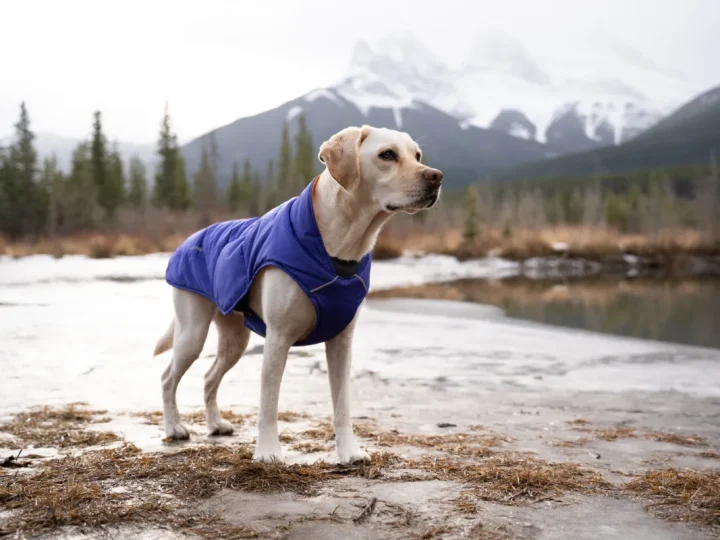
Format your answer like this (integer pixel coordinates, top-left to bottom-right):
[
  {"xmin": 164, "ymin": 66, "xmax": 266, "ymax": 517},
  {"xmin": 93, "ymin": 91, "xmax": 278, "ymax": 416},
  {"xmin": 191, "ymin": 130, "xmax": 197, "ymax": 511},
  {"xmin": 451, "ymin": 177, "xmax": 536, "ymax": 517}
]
[{"xmin": 311, "ymin": 175, "xmax": 320, "ymax": 197}]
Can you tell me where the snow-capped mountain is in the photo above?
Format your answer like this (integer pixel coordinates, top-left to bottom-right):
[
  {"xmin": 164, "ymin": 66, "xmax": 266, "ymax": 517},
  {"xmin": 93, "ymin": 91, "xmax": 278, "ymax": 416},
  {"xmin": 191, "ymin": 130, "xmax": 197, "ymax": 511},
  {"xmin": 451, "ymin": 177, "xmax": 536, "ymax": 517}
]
[{"xmin": 332, "ymin": 32, "xmax": 699, "ymax": 152}]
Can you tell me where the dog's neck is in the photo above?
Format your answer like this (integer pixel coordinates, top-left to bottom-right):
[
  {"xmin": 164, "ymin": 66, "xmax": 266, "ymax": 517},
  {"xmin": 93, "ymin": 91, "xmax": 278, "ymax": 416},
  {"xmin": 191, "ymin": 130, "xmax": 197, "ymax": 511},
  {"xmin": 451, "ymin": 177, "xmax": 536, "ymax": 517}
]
[{"xmin": 312, "ymin": 171, "xmax": 391, "ymax": 262}]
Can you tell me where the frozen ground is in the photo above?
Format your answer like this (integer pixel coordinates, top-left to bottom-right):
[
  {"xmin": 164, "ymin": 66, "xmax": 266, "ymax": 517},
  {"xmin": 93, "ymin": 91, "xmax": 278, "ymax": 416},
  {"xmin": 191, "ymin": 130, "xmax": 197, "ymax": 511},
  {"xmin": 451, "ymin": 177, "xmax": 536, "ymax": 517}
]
[{"xmin": 1, "ymin": 253, "xmax": 719, "ymax": 539}]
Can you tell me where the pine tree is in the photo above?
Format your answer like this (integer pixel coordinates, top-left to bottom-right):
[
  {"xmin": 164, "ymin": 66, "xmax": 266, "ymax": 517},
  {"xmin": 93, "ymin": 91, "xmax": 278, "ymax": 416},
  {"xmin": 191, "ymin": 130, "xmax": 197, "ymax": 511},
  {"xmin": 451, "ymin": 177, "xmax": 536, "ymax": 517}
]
[
  {"xmin": 277, "ymin": 120, "xmax": 292, "ymax": 197},
  {"xmin": 90, "ymin": 111, "xmax": 110, "ymax": 213},
  {"xmin": 0, "ymin": 147, "xmax": 14, "ymax": 237},
  {"xmin": 227, "ymin": 162, "xmax": 241, "ymax": 213},
  {"xmin": 462, "ymin": 185, "xmax": 479, "ymax": 242},
  {"xmin": 192, "ymin": 143, "xmax": 218, "ymax": 219},
  {"xmin": 174, "ymin": 154, "xmax": 191, "ymax": 211},
  {"xmin": 264, "ymin": 159, "xmax": 276, "ymax": 210},
  {"xmin": 105, "ymin": 144, "xmax": 126, "ymax": 218},
  {"xmin": 40, "ymin": 156, "xmax": 63, "ymax": 236},
  {"xmin": 127, "ymin": 157, "xmax": 147, "ymax": 209},
  {"xmin": 66, "ymin": 142, "xmax": 97, "ymax": 230},
  {"xmin": 249, "ymin": 170, "xmax": 263, "ymax": 217},
  {"xmin": 293, "ymin": 114, "xmax": 315, "ymax": 189},
  {"xmin": 0, "ymin": 102, "xmax": 39, "ymax": 238},
  {"xmin": 153, "ymin": 103, "xmax": 187, "ymax": 210}
]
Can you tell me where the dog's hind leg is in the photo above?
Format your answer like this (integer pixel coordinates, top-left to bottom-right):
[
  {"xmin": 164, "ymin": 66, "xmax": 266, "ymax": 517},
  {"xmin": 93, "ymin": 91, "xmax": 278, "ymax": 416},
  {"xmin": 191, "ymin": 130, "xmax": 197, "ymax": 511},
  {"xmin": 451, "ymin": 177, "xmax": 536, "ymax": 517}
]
[
  {"xmin": 162, "ymin": 289, "xmax": 215, "ymax": 440},
  {"xmin": 204, "ymin": 312, "xmax": 250, "ymax": 436}
]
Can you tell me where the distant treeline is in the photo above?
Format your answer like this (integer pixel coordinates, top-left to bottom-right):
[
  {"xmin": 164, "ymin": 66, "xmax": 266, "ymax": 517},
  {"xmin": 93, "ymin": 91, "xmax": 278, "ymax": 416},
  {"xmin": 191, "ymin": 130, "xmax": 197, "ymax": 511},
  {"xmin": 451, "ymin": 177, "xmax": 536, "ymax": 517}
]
[
  {"xmin": 2, "ymin": 101, "xmax": 719, "ymax": 244},
  {"xmin": 458, "ymin": 161, "xmax": 720, "ymax": 241},
  {"xmin": 0, "ymin": 102, "xmax": 318, "ymax": 240}
]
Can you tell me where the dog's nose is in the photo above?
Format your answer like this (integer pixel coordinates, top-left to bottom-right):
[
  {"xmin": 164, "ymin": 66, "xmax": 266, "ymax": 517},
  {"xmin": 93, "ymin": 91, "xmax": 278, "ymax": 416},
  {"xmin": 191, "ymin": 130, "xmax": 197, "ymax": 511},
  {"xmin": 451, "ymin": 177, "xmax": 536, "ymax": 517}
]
[{"xmin": 423, "ymin": 167, "xmax": 443, "ymax": 186}]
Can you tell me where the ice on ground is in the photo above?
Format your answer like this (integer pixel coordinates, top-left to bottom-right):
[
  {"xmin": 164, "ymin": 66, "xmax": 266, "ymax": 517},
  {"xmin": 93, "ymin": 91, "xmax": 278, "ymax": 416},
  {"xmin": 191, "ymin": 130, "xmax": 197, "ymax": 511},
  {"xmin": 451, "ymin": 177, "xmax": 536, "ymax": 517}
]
[{"xmin": 1, "ymin": 254, "xmax": 719, "ymax": 418}]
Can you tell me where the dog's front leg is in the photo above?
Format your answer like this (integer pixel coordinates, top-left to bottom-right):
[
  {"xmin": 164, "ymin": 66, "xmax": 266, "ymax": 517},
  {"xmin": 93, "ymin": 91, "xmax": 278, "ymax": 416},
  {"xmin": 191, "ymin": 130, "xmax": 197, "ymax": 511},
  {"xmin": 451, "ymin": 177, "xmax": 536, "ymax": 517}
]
[
  {"xmin": 254, "ymin": 329, "xmax": 292, "ymax": 463},
  {"xmin": 325, "ymin": 315, "xmax": 371, "ymax": 465}
]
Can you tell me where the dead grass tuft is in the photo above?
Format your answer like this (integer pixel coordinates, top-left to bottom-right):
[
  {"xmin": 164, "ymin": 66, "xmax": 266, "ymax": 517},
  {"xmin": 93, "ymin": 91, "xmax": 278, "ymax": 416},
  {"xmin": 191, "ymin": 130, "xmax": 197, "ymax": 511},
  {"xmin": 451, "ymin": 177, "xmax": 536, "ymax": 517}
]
[
  {"xmin": 0, "ymin": 403, "xmax": 119, "ymax": 450},
  {"xmin": 572, "ymin": 426, "xmax": 636, "ymax": 442},
  {"xmin": 463, "ymin": 522, "xmax": 513, "ymax": 540},
  {"xmin": 0, "ymin": 440, "xmax": 400, "ymax": 537},
  {"xmin": 301, "ymin": 420, "xmax": 506, "ymax": 458},
  {"xmin": 413, "ymin": 454, "xmax": 611, "ymax": 508},
  {"xmin": 279, "ymin": 432, "xmax": 297, "ymax": 443},
  {"xmin": 625, "ymin": 468, "xmax": 720, "ymax": 526},
  {"xmin": 375, "ymin": 225, "xmax": 720, "ymax": 263},
  {"xmin": 643, "ymin": 432, "xmax": 707, "ymax": 447},
  {"xmin": 277, "ymin": 411, "xmax": 311, "ymax": 422},
  {"xmin": 700, "ymin": 451, "xmax": 720, "ymax": 460},
  {"xmin": 130, "ymin": 409, "xmax": 252, "ymax": 427},
  {"xmin": 566, "ymin": 418, "xmax": 591, "ymax": 426},
  {"xmin": 290, "ymin": 441, "xmax": 332, "ymax": 454},
  {"xmin": 549, "ymin": 437, "xmax": 591, "ymax": 448}
]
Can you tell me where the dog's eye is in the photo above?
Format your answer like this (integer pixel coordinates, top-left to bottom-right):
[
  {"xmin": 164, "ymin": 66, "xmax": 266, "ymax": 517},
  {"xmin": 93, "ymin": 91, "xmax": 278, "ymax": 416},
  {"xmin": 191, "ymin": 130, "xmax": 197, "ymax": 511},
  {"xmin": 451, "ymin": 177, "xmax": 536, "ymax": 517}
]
[
  {"xmin": 378, "ymin": 150, "xmax": 397, "ymax": 161},
  {"xmin": 416, "ymin": 152, "xmax": 422, "ymax": 162}
]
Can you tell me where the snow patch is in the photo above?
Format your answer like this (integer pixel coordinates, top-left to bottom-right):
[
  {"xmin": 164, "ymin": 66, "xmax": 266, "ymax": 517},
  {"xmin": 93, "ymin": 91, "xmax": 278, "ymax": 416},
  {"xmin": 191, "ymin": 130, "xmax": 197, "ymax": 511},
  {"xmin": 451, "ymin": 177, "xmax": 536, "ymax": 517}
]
[
  {"xmin": 509, "ymin": 124, "xmax": 532, "ymax": 139},
  {"xmin": 304, "ymin": 89, "xmax": 342, "ymax": 106},
  {"xmin": 286, "ymin": 106, "xmax": 303, "ymax": 122},
  {"xmin": 331, "ymin": 32, "xmax": 700, "ymax": 145},
  {"xmin": 392, "ymin": 107, "xmax": 402, "ymax": 128}
]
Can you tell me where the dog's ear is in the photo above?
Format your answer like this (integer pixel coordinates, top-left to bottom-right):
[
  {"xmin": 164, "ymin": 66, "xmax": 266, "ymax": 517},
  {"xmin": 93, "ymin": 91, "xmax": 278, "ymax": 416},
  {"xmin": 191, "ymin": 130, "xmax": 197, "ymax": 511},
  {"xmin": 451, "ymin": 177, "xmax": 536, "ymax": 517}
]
[{"xmin": 318, "ymin": 125, "xmax": 372, "ymax": 191}]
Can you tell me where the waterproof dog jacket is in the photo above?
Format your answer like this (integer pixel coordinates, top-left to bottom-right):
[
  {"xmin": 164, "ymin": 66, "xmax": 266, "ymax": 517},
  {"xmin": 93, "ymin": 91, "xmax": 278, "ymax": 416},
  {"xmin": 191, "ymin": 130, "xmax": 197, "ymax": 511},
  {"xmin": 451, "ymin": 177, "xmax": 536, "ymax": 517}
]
[{"xmin": 165, "ymin": 178, "xmax": 371, "ymax": 346}]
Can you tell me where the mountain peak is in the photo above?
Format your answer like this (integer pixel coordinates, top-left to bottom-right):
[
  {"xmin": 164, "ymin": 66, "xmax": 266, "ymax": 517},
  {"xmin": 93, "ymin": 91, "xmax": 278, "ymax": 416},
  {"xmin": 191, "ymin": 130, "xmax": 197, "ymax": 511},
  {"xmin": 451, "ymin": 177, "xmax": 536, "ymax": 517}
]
[{"xmin": 464, "ymin": 30, "xmax": 552, "ymax": 86}]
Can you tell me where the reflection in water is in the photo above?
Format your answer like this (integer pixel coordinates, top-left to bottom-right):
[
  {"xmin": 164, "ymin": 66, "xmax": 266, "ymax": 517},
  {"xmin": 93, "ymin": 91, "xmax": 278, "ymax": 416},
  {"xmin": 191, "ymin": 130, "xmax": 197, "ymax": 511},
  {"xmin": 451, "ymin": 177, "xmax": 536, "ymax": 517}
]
[{"xmin": 371, "ymin": 277, "xmax": 720, "ymax": 350}]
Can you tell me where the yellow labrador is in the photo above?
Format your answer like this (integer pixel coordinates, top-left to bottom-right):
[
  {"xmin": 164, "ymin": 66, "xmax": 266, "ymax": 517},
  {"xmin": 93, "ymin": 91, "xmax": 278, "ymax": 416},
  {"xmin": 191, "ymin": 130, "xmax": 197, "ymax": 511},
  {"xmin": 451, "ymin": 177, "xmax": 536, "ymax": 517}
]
[{"xmin": 153, "ymin": 125, "xmax": 443, "ymax": 464}]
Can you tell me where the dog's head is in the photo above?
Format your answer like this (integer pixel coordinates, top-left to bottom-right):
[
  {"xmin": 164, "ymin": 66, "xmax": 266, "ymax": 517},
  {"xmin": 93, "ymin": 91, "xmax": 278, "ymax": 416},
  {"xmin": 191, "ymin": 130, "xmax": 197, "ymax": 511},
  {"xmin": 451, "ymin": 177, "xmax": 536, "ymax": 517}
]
[{"xmin": 318, "ymin": 125, "xmax": 442, "ymax": 214}]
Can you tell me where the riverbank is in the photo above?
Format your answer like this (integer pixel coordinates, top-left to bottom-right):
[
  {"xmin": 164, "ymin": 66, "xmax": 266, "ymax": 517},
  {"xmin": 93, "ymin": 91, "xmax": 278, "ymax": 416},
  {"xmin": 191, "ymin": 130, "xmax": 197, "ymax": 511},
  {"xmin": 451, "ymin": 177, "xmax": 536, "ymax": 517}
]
[
  {"xmin": 1, "ymin": 254, "xmax": 719, "ymax": 538},
  {"xmin": 3, "ymin": 226, "xmax": 720, "ymax": 278}
]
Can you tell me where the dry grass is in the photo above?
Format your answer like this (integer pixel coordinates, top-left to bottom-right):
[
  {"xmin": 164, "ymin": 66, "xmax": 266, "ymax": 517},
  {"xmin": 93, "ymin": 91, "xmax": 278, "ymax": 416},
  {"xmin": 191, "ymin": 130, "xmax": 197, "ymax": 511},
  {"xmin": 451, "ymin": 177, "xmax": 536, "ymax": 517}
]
[
  {"xmin": 700, "ymin": 451, "xmax": 720, "ymax": 460},
  {"xmin": 566, "ymin": 418, "xmax": 591, "ymax": 426},
  {"xmin": 301, "ymin": 420, "xmax": 506, "ymax": 458},
  {"xmin": 0, "ymin": 403, "xmax": 120, "ymax": 450},
  {"xmin": 0, "ymin": 232, "xmax": 188, "ymax": 259},
  {"xmin": 593, "ymin": 427, "xmax": 637, "ymax": 441},
  {"xmin": 8, "ymin": 224, "xmax": 719, "ymax": 264},
  {"xmin": 290, "ymin": 441, "xmax": 332, "ymax": 454},
  {"xmin": 412, "ymin": 453, "xmax": 612, "ymax": 509},
  {"xmin": 130, "ymin": 410, "xmax": 252, "ymax": 427},
  {"xmin": 624, "ymin": 468, "xmax": 720, "ymax": 526},
  {"xmin": 277, "ymin": 411, "xmax": 311, "ymax": 422},
  {"xmin": 549, "ymin": 437, "xmax": 591, "ymax": 448},
  {"xmin": 279, "ymin": 432, "xmax": 297, "ymax": 443},
  {"xmin": 567, "ymin": 426, "xmax": 637, "ymax": 442},
  {"xmin": 0, "ymin": 440, "xmax": 399, "ymax": 537},
  {"xmin": 374, "ymin": 225, "xmax": 720, "ymax": 262},
  {"xmin": 643, "ymin": 432, "xmax": 707, "ymax": 447}
]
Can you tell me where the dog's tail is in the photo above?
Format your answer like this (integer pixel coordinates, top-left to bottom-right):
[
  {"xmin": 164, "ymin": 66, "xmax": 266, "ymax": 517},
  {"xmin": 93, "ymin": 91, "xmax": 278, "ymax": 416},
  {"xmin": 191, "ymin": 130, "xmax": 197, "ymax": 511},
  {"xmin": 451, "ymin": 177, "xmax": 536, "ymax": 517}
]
[{"xmin": 153, "ymin": 319, "xmax": 175, "ymax": 357}]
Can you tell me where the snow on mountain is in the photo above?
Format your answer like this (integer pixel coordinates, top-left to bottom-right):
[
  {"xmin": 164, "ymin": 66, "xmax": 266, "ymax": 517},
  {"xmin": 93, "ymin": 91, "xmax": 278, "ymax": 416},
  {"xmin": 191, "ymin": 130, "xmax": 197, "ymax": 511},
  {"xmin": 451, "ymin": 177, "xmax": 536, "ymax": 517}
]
[{"xmin": 331, "ymin": 31, "xmax": 700, "ymax": 150}]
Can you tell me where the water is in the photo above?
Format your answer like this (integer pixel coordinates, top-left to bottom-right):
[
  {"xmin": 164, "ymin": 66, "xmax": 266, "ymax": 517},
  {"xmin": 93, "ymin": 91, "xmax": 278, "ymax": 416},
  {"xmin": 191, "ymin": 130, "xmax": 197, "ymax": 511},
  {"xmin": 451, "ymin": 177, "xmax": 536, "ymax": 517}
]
[
  {"xmin": 378, "ymin": 276, "xmax": 720, "ymax": 350},
  {"xmin": 2, "ymin": 254, "xmax": 720, "ymax": 417}
]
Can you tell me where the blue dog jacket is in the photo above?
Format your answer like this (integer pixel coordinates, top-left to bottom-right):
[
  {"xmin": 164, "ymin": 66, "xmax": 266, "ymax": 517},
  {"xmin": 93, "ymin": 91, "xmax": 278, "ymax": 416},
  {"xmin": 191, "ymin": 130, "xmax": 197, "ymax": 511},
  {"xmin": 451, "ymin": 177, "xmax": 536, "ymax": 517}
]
[{"xmin": 165, "ymin": 178, "xmax": 371, "ymax": 346}]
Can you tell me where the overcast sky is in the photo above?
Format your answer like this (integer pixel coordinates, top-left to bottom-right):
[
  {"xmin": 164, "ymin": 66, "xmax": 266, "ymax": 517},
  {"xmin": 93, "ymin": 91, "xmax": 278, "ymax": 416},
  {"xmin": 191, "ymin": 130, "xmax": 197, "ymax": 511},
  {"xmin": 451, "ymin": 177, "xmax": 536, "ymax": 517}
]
[{"xmin": 1, "ymin": 0, "xmax": 719, "ymax": 144}]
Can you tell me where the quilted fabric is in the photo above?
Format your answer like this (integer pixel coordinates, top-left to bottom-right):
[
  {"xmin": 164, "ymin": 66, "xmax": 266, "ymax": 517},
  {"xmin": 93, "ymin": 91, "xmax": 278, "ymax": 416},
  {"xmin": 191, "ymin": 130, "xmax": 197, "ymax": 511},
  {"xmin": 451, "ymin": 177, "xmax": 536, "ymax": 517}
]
[{"xmin": 165, "ymin": 178, "xmax": 371, "ymax": 346}]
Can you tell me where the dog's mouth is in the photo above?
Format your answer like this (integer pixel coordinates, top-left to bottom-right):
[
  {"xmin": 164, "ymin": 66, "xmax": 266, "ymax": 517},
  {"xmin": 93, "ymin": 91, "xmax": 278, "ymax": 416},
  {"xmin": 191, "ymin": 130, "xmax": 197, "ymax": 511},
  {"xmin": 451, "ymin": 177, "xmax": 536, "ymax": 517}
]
[
  {"xmin": 421, "ymin": 189, "xmax": 441, "ymax": 208},
  {"xmin": 385, "ymin": 189, "xmax": 441, "ymax": 213}
]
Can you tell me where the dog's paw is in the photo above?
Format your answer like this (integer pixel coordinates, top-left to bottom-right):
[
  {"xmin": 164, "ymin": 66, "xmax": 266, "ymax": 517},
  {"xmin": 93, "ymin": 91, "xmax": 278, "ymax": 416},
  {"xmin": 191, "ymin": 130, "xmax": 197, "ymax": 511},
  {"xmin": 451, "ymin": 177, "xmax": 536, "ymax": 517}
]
[
  {"xmin": 165, "ymin": 423, "xmax": 190, "ymax": 440},
  {"xmin": 253, "ymin": 440, "xmax": 284, "ymax": 463},
  {"xmin": 208, "ymin": 418, "xmax": 234, "ymax": 437},
  {"xmin": 253, "ymin": 449, "xmax": 284, "ymax": 463},
  {"xmin": 337, "ymin": 444, "xmax": 371, "ymax": 466}
]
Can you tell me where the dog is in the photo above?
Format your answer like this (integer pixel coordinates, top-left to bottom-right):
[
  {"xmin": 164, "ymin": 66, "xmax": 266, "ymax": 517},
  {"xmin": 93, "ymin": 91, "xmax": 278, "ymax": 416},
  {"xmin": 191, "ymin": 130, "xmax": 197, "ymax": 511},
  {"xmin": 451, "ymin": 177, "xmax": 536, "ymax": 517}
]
[{"xmin": 153, "ymin": 125, "xmax": 443, "ymax": 464}]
